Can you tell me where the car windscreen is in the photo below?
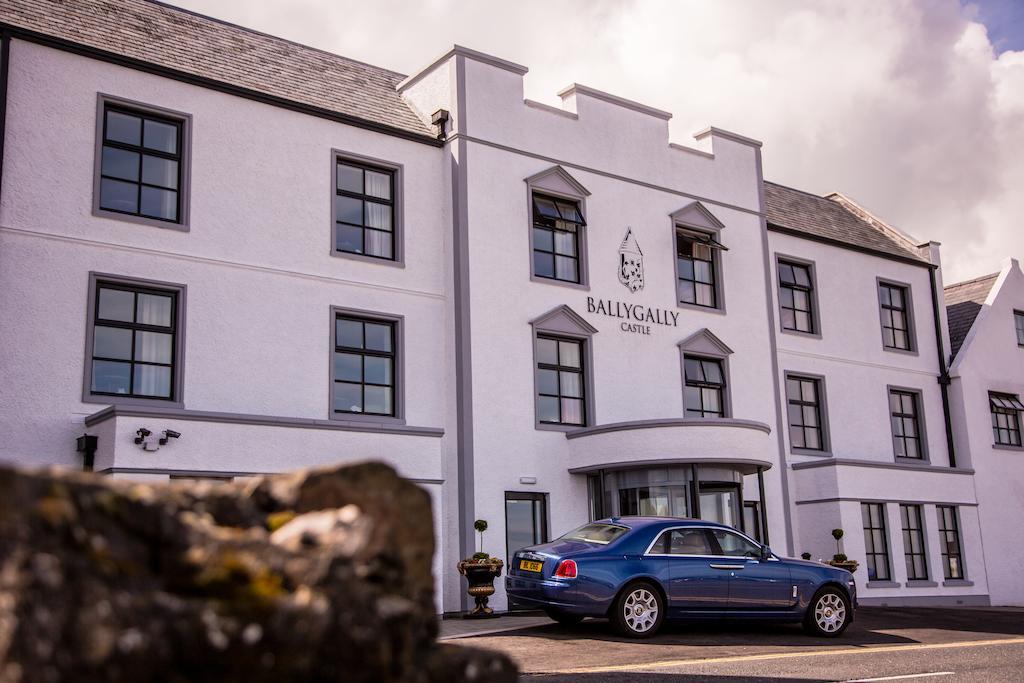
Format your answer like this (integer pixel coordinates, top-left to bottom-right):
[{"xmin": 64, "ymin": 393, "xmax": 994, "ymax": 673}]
[{"xmin": 557, "ymin": 523, "xmax": 630, "ymax": 545}]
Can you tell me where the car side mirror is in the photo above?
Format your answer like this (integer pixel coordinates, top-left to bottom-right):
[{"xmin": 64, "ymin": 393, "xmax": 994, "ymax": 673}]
[{"xmin": 760, "ymin": 544, "xmax": 772, "ymax": 561}]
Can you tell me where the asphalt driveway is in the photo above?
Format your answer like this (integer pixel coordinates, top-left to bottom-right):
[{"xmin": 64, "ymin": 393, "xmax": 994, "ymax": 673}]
[{"xmin": 449, "ymin": 607, "xmax": 1024, "ymax": 681}]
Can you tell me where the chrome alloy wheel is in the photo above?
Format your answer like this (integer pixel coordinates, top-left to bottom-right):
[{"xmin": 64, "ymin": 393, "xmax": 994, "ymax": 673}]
[
  {"xmin": 813, "ymin": 592, "xmax": 847, "ymax": 633},
  {"xmin": 623, "ymin": 588, "xmax": 659, "ymax": 634}
]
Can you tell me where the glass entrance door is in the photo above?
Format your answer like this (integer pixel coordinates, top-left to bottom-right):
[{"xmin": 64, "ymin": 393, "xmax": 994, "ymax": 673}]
[
  {"xmin": 505, "ymin": 492, "xmax": 548, "ymax": 562},
  {"xmin": 698, "ymin": 483, "xmax": 741, "ymax": 528}
]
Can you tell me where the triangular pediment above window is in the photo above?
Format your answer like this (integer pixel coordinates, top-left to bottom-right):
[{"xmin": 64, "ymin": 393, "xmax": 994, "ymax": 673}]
[
  {"xmin": 677, "ymin": 328, "xmax": 733, "ymax": 357},
  {"xmin": 530, "ymin": 305, "xmax": 598, "ymax": 336},
  {"xmin": 525, "ymin": 165, "xmax": 591, "ymax": 198},
  {"xmin": 670, "ymin": 201, "xmax": 725, "ymax": 231}
]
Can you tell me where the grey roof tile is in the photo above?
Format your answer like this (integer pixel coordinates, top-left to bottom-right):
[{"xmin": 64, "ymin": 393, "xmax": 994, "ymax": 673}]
[
  {"xmin": 0, "ymin": 0, "xmax": 434, "ymax": 139},
  {"xmin": 944, "ymin": 273, "xmax": 999, "ymax": 358},
  {"xmin": 764, "ymin": 181, "xmax": 929, "ymax": 264}
]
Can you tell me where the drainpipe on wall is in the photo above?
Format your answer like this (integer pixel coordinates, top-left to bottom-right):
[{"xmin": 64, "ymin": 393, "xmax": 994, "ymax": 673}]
[
  {"xmin": 0, "ymin": 30, "xmax": 11, "ymax": 206},
  {"xmin": 927, "ymin": 261, "xmax": 957, "ymax": 468}
]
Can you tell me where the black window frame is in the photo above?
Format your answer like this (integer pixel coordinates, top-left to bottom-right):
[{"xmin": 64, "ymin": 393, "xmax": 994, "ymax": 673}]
[
  {"xmin": 879, "ymin": 282, "xmax": 914, "ymax": 352},
  {"xmin": 1015, "ymin": 310, "xmax": 1024, "ymax": 347},
  {"xmin": 889, "ymin": 389, "xmax": 924, "ymax": 460},
  {"xmin": 683, "ymin": 355, "xmax": 726, "ymax": 418},
  {"xmin": 777, "ymin": 259, "xmax": 816, "ymax": 334},
  {"xmin": 96, "ymin": 101, "xmax": 185, "ymax": 225},
  {"xmin": 900, "ymin": 503, "xmax": 929, "ymax": 581},
  {"xmin": 332, "ymin": 314, "xmax": 398, "ymax": 418},
  {"xmin": 535, "ymin": 334, "xmax": 587, "ymax": 426},
  {"xmin": 531, "ymin": 193, "xmax": 585, "ymax": 285},
  {"xmin": 861, "ymin": 502, "xmax": 892, "ymax": 582},
  {"xmin": 785, "ymin": 374, "xmax": 827, "ymax": 452},
  {"xmin": 88, "ymin": 280, "xmax": 180, "ymax": 402},
  {"xmin": 990, "ymin": 392, "xmax": 1024, "ymax": 447},
  {"xmin": 334, "ymin": 158, "xmax": 397, "ymax": 262},
  {"xmin": 676, "ymin": 229, "xmax": 721, "ymax": 309},
  {"xmin": 936, "ymin": 505, "xmax": 965, "ymax": 580}
]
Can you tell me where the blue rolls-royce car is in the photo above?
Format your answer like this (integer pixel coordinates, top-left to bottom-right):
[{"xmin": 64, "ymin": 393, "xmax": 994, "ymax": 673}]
[{"xmin": 506, "ymin": 517, "xmax": 856, "ymax": 638}]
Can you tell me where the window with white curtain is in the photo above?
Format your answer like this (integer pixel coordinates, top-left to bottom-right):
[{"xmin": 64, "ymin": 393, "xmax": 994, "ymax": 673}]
[
  {"xmin": 89, "ymin": 282, "xmax": 179, "ymax": 400},
  {"xmin": 334, "ymin": 158, "xmax": 396, "ymax": 261}
]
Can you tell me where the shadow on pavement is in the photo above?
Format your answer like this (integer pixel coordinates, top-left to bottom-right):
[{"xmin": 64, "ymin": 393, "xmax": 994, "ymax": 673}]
[{"xmin": 489, "ymin": 607, "xmax": 1024, "ymax": 648}]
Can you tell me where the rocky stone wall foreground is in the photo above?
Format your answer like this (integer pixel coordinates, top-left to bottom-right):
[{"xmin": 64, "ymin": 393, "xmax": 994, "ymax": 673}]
[{"xmin": 0, "ymin": 462, "xmax": 515, "ymax": 682}]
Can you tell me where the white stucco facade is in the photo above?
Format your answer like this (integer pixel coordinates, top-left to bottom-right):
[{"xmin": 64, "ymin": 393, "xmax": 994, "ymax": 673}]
[{"xmin": 1, "ymin": 16, "xmax": 1022, "ymax": 614}]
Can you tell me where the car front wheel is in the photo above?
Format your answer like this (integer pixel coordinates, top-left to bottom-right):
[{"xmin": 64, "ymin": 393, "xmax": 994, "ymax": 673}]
[
  {"xmin": 804, "ymin": 587, "xmax": 851, "ymax": 637},
  {"xmin": 612, "ymin": 582, "xmax": 665, "ymax": 638}
]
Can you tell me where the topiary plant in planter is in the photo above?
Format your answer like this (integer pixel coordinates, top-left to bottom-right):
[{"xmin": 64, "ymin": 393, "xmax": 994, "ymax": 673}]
[
  {"xmin": 457, "ymin": 519, "xmax": 504, "ymax": 618},
  {"xmin": 826, "ymin": 528, "xmax": 859, "ymax": 573}
]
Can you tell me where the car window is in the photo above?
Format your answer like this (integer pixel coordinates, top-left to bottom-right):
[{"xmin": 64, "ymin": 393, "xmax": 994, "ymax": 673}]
[
  {"xmin": 559, "ymin": 523, "xmax": 630, "ymax": 544},
  {"xmin": 710, "ymin": 529, "xmax": 761, "ymax": 558},
  {"xmin": 668, "ymin": 529, "xmax": 714, "ymax": 556},
  {"xmin": 648, "ymin": 528, "xmax": 714, "ymax": 555}
]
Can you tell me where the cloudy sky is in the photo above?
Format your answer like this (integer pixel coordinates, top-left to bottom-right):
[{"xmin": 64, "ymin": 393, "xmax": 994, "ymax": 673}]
[{"xmin": 168, "ymin": 0, "xmax": 1023, "ymax": 283}]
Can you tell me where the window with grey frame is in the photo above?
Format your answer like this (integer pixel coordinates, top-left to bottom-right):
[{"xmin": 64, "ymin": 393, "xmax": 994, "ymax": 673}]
[
  {"xmin": 861, "ymin": 503, "xmax": 891, "ymax": 581},
  {"xmin": 777, "ymin": 260, "xmax": 815, "ymax": 333},
  {"xmin": 936, "ymin": 505, "xmax": 964, "ymax": 580},
  {"xmin": 98, "ymin": 104, "xmax": 183, "ymax": 223},
  {"xmin": 335, "ymin": 160, "xmax": 396, "ymax": 260},
  {"xmin": 683, "ymin": 356, "xmax": 725, "ymax": 418},
  {"xmin": 786, "ymin": 375, "xmax": 825, "ymax": 450},
  {"xmin": 900, "ymin": 503, "xmax": 928, "ymax": 580},
  {"xmin": 989, "ymin": 392, "xmax": 1023, "ymax": 447},
  {"xmin": 889, "ymin": 389, "xmax": 923, "ymax": 459},
  {"xmin": 1015, "ymin": 311, "xmax": 1024, "ymax": 346},
  {"xmin": 879, "ymin": 282, "xmax": 913, "ymax": 351},
  {"xmin": 677, "ymin": 229, "xmax": 725, "ymax": 308},
  {"xmin": 333, "ymin": 315, "xmax": 396, "ymax": 417},
  {"xmin": 89, "ymin": 282, "xmax": 178, "ymax": 400},
  {"xmin": 536, "ymin": 335, "xmax": 586, "ymax": 426},
  {"xmin": 532, "ymin": 194, "xmax": 585, "ymax": 283}
]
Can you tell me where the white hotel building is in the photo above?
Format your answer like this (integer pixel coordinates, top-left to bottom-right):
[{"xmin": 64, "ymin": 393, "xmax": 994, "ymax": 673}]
[{"xmin": 1, "ymin": 1, "xmax": 1022, "ymax": 612}]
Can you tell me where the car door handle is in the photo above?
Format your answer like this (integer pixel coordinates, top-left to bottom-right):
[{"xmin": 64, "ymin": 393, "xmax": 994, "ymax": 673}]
[{"xmin": 709, "ymin": 563, "xmax": 744, "ymax": 570}]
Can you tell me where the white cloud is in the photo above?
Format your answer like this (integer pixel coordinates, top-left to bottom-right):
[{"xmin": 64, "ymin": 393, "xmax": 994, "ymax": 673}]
[{"xmin": 171, "ymin": 0, "xmax": 1022, "ymax": 282}]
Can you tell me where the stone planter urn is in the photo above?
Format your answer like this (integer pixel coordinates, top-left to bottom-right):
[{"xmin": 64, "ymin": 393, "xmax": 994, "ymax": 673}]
[
  {"xmin": 827, "ymin": 559, "xmax": 860, "ymax": 573},
  {"xmin": 457, "ymin": 558, "xmax": 504, "ymax": 618}
]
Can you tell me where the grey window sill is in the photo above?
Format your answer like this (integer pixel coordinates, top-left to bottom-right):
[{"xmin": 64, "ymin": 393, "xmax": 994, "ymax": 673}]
[
  {"xmin": 676, "ymin": 301, "xmax": 726, "ymax": 316},
  {"xmin": 865, "ymin": 581, "xmax": 900, "ymax": 588},
  {"xmin": 330, "ymin": 249, "xmax": 405, "ymax": 268},
  {"xmin": 780, "ymin": 327, "xmax": 822, "ymax": 340},
  {"xmin": 530, "ymin": 275, "xmax": 590, "ymax": 291},
  {"xmin": 905, "ymin": 580, "xmax": 938, "ymax": 588},
  {"xmin": 330, "ymin": 412, "xmax": 406, "ymax": 427},
  {"xmin": 83, "ymin": 395, "xmax": 185, "ymax": 410},
  {"xmin": 881, "ymin": 345, "xmax": 919, "ymax": 357},
  {"xmin": 942, "ymin": 579, "xmax": 973, "ymax": 587},
  {"xmin": 791, "ymin": 448, "xmax": 832, "ymax": 457},
  {"xmin": 536, "ymin": 422, "xmax": 586, "ymax": 433},
  {"xmin": 93, "ymin": 207, "xmax": 190, "ymax": 232},
  {"xmin": 992, "ymin": 443, "xmax": 1024, "ymax": 452}
]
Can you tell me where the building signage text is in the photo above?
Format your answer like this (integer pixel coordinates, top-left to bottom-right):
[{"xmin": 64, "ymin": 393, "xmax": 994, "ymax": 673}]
[{"xmin": 586, "ymin": 296, "xmax": 679, "ymax": 336}]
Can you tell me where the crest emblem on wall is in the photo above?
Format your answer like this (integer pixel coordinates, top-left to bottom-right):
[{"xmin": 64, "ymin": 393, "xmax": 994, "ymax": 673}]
[{"xmin": 618, "ymin": 228, "xmax": 644, "ymax": 293}]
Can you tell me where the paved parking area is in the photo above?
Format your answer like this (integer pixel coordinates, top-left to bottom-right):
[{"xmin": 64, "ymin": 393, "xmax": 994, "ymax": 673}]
[{"xmin": 448, "ymin": 607, "xmax": 1024, "ymax": 681}]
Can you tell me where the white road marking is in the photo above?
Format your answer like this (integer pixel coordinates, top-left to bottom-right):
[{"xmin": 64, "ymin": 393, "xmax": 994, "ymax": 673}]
[{"xmin": 846, "ymin": 673, "xmax": 955, "ymax": 682}]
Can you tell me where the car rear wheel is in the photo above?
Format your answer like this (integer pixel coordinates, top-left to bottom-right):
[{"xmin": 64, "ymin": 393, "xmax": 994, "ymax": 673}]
[
  {"xmin": 612, "ymin": 582, "xmax": 664, "ymax": 638},
  {"xmin": 803, "ymin": 587, "xmax": 851, "ymax": 637},
  {"xmin": 545, "ymin": 609, "xmax": 584, "ymax": 626}
]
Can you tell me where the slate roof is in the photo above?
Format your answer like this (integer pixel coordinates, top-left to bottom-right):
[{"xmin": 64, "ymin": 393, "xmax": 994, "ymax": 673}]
[
  {"xmin": 0, "ymin": 0, "xmax": 434, "ymax": 140},
  {"xmin": 944, "ymin": 273, "xmax": 999, "ymax": 359},
  {"xmin": 764, "ymin": 182, "xmax": 929, "ymax": 264}
]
